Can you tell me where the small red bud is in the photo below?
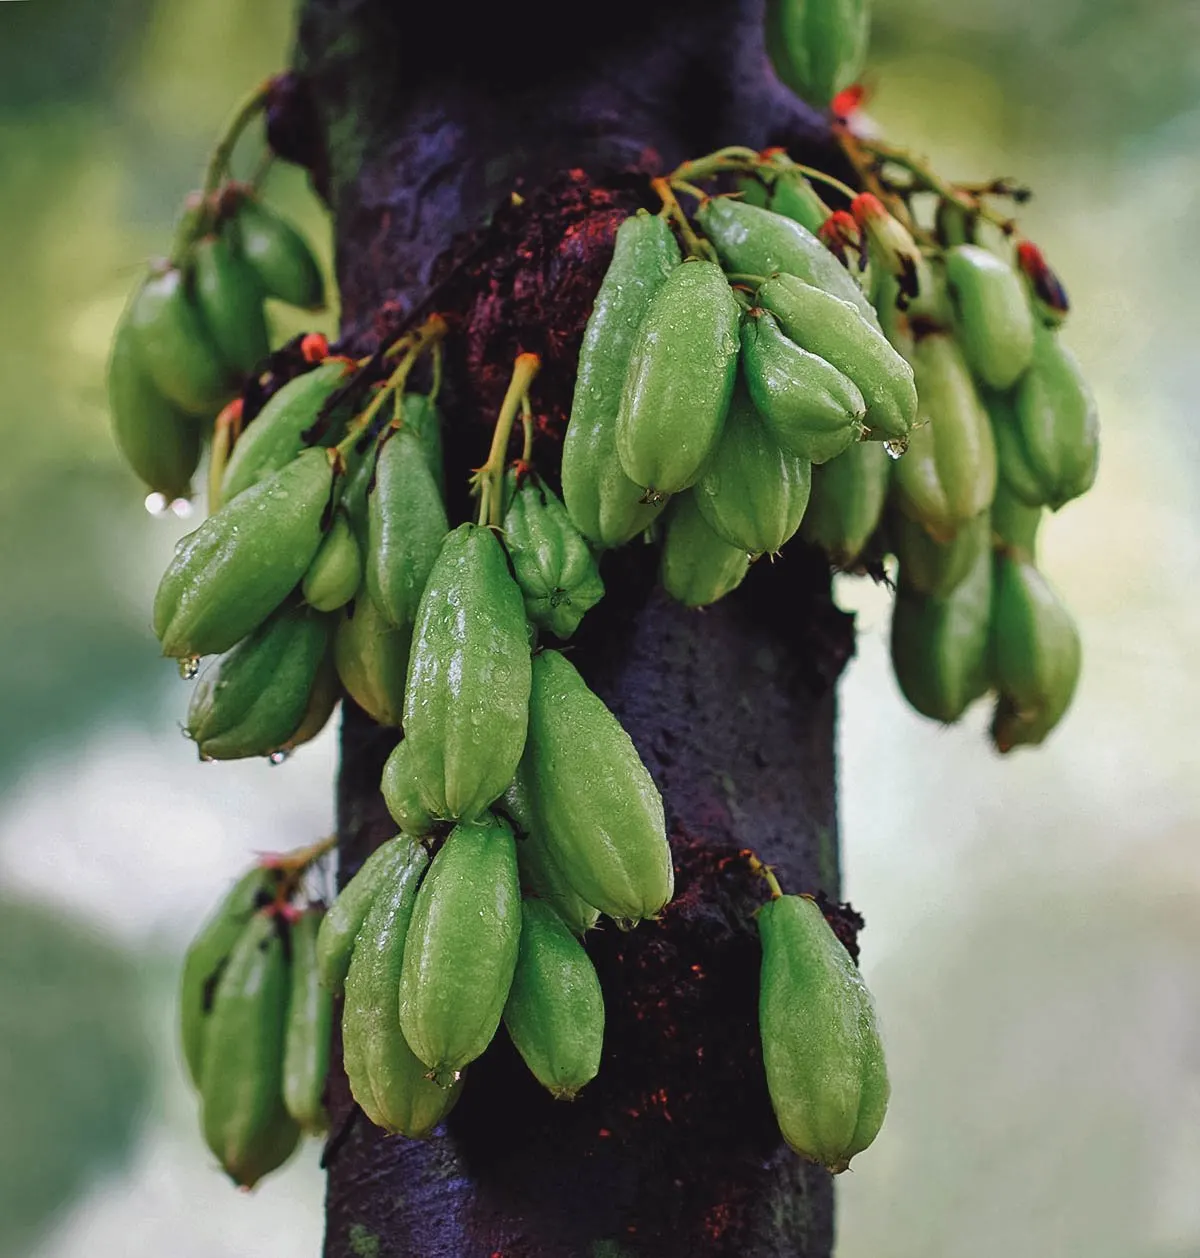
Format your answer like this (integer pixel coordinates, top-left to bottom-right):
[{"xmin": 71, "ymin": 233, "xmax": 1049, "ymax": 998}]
[
  {"xmin": 818, "ymin": 211, "xmax": 863, "ymax": 269},
  {"xmin": 830, "ymin": 85, "xmax": 867, "ymax": 120},
  {"xmin": 1016, "ymin": 241, "xmax": 1069, "ymax": 316},
  {"xmin": 299, "ymin": 332, "xmax": 330, "ymax": 363}
]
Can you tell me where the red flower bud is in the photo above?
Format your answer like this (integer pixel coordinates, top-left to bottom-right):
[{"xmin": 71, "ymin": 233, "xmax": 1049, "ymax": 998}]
[
  {"xmin": 851, "ymin": 194, "xmax": 922, "ymax": 301},
  {"xmin": 1016, "ymin": 241, "xmax": 1069, "ymax": 318},
  {"xmin": 299, "ymin": 332, "xmax": 330, "ymax": 363}
]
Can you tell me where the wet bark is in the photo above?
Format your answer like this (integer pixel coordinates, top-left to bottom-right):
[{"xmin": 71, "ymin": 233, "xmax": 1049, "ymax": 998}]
[{"xmin": 295, "ymin": 2, "xmax": 857, "ymax": 1254}]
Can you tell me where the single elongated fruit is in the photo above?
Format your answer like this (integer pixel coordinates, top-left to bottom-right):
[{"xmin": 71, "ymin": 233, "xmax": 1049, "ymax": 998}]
[
  {"xmin": 758, "ymin": 894, "xmax": 889, "ymax": 1172},
  {"xmin": 232, "ymin": 194, "xmax": 325, "ymax": 310},
  {"xmin": 186, "ymin": 603, "xmax": 332, "ymax": 759},
  {"xmin": 192, "ymin": 231, "xmax": 270, "ymax": 377},
  {"xmin": 891, "ymin": 540, "xmax": 992, "ymax": 723},
  {"xmin": 741, "ymin": 310, "xmax": 867, "ymax": 464},
  {"xmin": 107, "ymin": 315, "xmax": 201, "ymax": 500},
  {"xmin": 694, "ymin": 383, "xmax": 812, "ymax": 555},
  {"xmin": 380, "ymin": 741, "xmax": 437, "ymax": 837},
  {"xmin": 302, "ymin": 508, "xmax": 362, "ymax": 612},
  {"xmin": 752, "ymin": 166, "xmax": 831, "ymax": 235},
  {"xmin": 398, "ymin": 816, "xmax": 522, "ymax": 1084},
  {"xmin": 316, "ymin": 835, "xmax": 425, "ymax": 994},
  {"xmin": 342, "ymin": 844, "xmax": 461, "ymax": 1136},
  {"xmin": 222, "ymin": 360, "xmax": 353, "ymax": 502},
  {"xmin": 366, "ymin": 427, "xmax": 449, "ymax": 628},
  {"xmin": 400, "ymin": 392, "xmax": 445, "ymax": 489},
  {"xmin": 990, "ymin": 481, "xmax": 1041, "ymax": 556},
  {"xmin": 199, "ymin": 911, "xmax": 300, "ymax": 1187},
  {"xmin": 503, "ymin": 900, "xmax": 604, "ymax": 1099},
  {"xmin": 524, "ymin": 650, "xmax": 672, "ymax": 923},
  {"xmin": 660, "ymin": 491, "xmax": 751, "ymax": 609},
  {"xmin": 561, "ymin": 212, "xmax": 681, "ymax": 547},
  {"xmin": 944, "ymin": 244, "xmax": 1035, "ymax": 390},
  {"xmin": 282, "ymin": 910, "xmax": 333, "ymax": 1133},
  {"xmin": 985, "ymin": 386, "xmax": 1047, "ymax": 507},
  {"xmin": 332, "ymin": 595, "xmax": 411, "ymax": 727},
  {"xmin": 615, "ymin": 259, "xmax": 740, "ymax": 497},
  {"xmin": 126, "ymin": 265, "xmax": 232, "ymax": 415},
  {"xmin": 503, "ymin": 478, "xmax": 604, "ymax": 638},
  {"xmin": 696, "ymin": 198, "xmax": 878, "ymax": 324},
  {"xmin": 989, "ymin": 553, "xmax": 1081, "ymax": 751},
  {"xmin": 891, "ymin": 332, "xmax": 997, "ymax": 541},
  {"xmin": 281, "ymin": 649, "xmax": 340, "ymax": 752},
  {"xmin": 799, "ymin": 438, "xmax": 890, "ymax": 568},
  {"xmin": 154, "ymin": 447, "xmax": 335, "ymax": 659},
  {"xmin": 764, "ymin": 0, "xmax": 871, "ymax": 107},
  {"xmin": 890, "ymin": 509, "xmax": 989, "ymax": 598},
  {"xmin": 403, "ymin": 524, "xmax": 532, "ymax": 821},
  {"xmin": 759, "ymin": 274, "xmax": 916, "ymax": 441},
  {"xmin": 179, "ymin": 863, "xmax": 279, "ymax": 1087}
]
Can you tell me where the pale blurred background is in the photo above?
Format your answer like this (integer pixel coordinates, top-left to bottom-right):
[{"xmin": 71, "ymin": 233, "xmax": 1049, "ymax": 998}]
[{"xmin": 0, "ymin": 1, "xmax": 1195, "ymax": 1254}]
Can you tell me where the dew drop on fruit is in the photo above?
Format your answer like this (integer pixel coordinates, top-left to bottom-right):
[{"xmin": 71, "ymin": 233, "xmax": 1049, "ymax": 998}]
[
  {"xmin": 144, "ymin": 492, "xmax": 169, "ymax": 516},
  {"xmin": 268, "ymin": 750, "xmax": 291, "ymax": 766},
  {"xmin": 178, "ymin": 655, "xmax": 201, "ymax": 680},
  {"xmin": 170, "ymin": 497, "xmax": 194, "ymax": 519}
]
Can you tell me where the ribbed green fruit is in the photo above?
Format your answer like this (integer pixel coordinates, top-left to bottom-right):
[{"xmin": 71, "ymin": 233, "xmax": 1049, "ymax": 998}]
[
  {"xmin": 232, "ymin": 194, "xmax": 325, "ymax": 310},
  {"xmin": 989, "ymin": 481, "xmax": 1041, "ymax": 557},
  {"xmin": 798, "ymin": 438, "xmax": 890, "ymax": 568},
  {"xmin": 764, "ymin": 0, "xmax": 871, "ymax": 107},
  {"xmin": 281, "ymin": 910, "xmax": 333, "ymax": 1133},
  {"xmin": 192, "ymin": 231, "xmax": 270, "ymax": 377},
  {"xmin": 890, "ymin": 509, "xmax": 989, "ymax": 599},
  {"xmin": 400, "ymin": 392, "xmax": 446, "ymax": 490},
  {"xmin": 944, "ymin": 245, "xmax": 1035, "ymax": 390},
  {"xmin": 380, "ymin": 740, "xmax": 437, "ymax": 837},
  {"xmin": 332, "ymin": 595, "xmax": 411, "ymax": 728},
  {"xmin": 660, "ymin": 491, "xmax": 750, "ymax": 608},
  {"xmin": 302, "ymin": 508, "xmax": 362, "ymax": 612}
]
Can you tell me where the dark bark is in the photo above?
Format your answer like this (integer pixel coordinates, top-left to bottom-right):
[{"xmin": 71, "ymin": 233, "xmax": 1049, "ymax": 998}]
[{"xmin": 295, "ymin": 2, "xmax": 857, "ymax": 1254}]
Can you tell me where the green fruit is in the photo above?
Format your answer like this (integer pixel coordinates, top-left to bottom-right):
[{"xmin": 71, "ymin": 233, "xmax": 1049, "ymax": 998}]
[
  {"xmin": 694, "ymin": 382, "xmax": 812, "ymax": 555},
  {"xmin": 741, "ymin": 310, "xmax": 867, "ymax": 464},
  {"xmin": 523, "ymin": 650, "xmax": 672, "ymax": 924},
  {"xmin": 333, "ymin": 594, "xmax": 411, "ymax": 727},
  {"xmin": 281, "ymin": 649, "xmax": 340, "ymax": 752},
  {"xmin": 758, "ymin": 894, "xmax": 889, "ymax": 1173},
  {"xmin": 891, "ymin": 539, "xmax": 992, "ymax": 723},
  {"xmin": 989, "ymin": 553, "xmax": 1081, "ymax": 752},
  {"xmin": 380, "ymin": 740, "xmax": 437, "ymax": 837},
  {"xmin": 696, "ymin": 197, "xmax": 878, "ymax": 324},
  {"xmin": 755, "ymin": 167, "xmax": 832, "ymax": 235},
  {"xmin": 154, "ymin": 446, "xmax": 335, "ymax": 659},
  {"xmin": 403, "ymin": 524, "xmax": 532, "ymax": 822},
  {"xmin": 944, "ymin": 245, "xmax": 1035, "ymax": 391},
  {"xmin": 316, "ymin": 835, "xmax": 425, "ymax": 995},
  {"xmin": 341, "ymin": 843, "xmax": 461, "ymax": 1136},
  {"xmin": 192, "ymin": 231, "xmax": 270, "ymax": 377},
  {"xmin": 503, "ymin": 899, "xmax": 604, "ymax": 1099},
  {"xmin": 615, "ymin": 259, "xmax": 740, "ymax": 498},
  {"xmin": 990, "ymin": 480, "xmax": 1041, "ymax": 557},
  {"xmin": 199, "ymin": 911, "xmax": 300, "ymax": 1187},
  {"xmin": 185, "ymin": 602, "xmax": 332, "ymax": 759},
  {"xmin": 660, "ymin": 491, "xmax": 750, "ymax": 608},
  {"xmin": 282, "ymin": 909, "xmax": 333, "ymax": 1133},
  {"xmin": 179, "ymin": 863, "xmax": 279, "ymax": 1087},
  {"xmin": 340, "ymin": 445, "xmax": 375, "ymax": 538},
  {"xmin": 401, "ymin": 392, "xmax": 446, "ymax": 489},
  {"xmin": 366, "ymin": 427, "xmax": 449, "ymax": 628},
  {"xmin": 126, "ymin": 265, "xmax": 233, "ymax": 416},
  {"xmin": 561, "ymin": 211, "xmax": 681, "ymax": 548},
  {"xmin": 758, "ymin": 273, "xmax": 916, "ymax": 441},
  {"xmin": 232, "ymin": 194, "xmax": 325, "ymax": 310},
  {"xmin": 222, "ymin": 360, "xmax": 354, "ymax": 502},
  {"xmin": 302, "ymin": 508, "xmax": 362, "ymax": 612},
  {"xmin": 984, "ymin": 386, "xmax": 1047, "ymax": 508},
  {"xmin": 764, "ymin": 0, "xmax": 871, "ymax": 107},
  {"xmin": 799, "ymin": 438, "xmax": 890, "ymax": 568},
  {"xmin": 503, "ymin": 477, "xmax": 604, "ymax": 638},
  {"xmin": 891, "ymin": 332, "xmax": 997, "ymax": 541},
  {"xmin": 398, "ymin": 815, "xmax": 522, "ymax": 1084},
  {"xmin": 107, "ymin": 314, "xmax": 201, "ymax": 500},
  {"xmin": 890, "ymin": 509, "xmax": 989, "ymax": 598}
]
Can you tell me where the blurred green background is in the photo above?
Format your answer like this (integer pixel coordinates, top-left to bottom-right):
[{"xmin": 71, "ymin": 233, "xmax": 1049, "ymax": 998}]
[{"xmin": 0, "ymin": 1, "xmax": 1195, "ymax": 1255}]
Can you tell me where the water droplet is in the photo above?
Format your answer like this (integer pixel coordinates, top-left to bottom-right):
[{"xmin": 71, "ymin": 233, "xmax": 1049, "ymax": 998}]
[
  {"xmin": 170, "ymin": 496, "xmax": 194, "ymax": 519},
  {"xmin": 268, "ymin": 749, "xmax": 291, "ymax": 766},
  {"xmin": 178, "ymin": 655, "xmax": 201, "ymax": 680},
  {"xmin": 199, "ymin": 753, "xmax": 215, "ymax": 764},
  {"xmin": 144, "ymin": 492, "xmax": 168, "ymax": 516},
  {"xmin": 883, "ymin": 437, "xmax": 909, "ymax": 460}
]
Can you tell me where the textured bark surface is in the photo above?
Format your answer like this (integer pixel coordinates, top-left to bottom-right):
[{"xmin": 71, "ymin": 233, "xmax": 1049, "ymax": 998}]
[{"xmin": 296, "ymin": 2, "xmax": 858, "ymax": 1254}]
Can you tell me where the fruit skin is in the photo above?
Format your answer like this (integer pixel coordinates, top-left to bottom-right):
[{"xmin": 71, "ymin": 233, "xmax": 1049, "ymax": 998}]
[
  {"xmin": 764, "ymin": 0, "xmax": 871, "ymax": 107},
  {"xmin": 503, "ymin": 478, "xmax": 604, "ymax": 638},
  {"xmin": 989, "ymin": 481, "xmax": 1042, "ymax": 556},
  {"xmin": 403, "ymin": 524, "xmax": 532, "ymax": 822},
  {"xmin": 891, "ymin": 539, "xmax": 992, "ymax": 723},
  {"xmin": 282, "ymin": 909, "xmax": 333, "ymax": 1133},
  {"xmin": 696, "ymin": 197, "xmax": 878, "ymax": 325},
  {"xmin": 758, "ymin": 894, "xmax": 889, "ymax": 1173},
  {"xmin": 398, "ymin": 815, "xmax": 523, "ymax": 1084},
  {"xmin": 944, "ymin": 244, "xmax": 1035, "ymax": 390},
  {"xmin": 199, "ymin": 911, "xmax": 300, "ymax": 1187},
  {"xmin": 741, "ymin": 310, "xmax": 867, "ymax": 465},
  {"xmin": 222, "ymin": 360, "xmax": 353, "ymax": 502},
  {"xmin": 748, "ymin": 167, "xmax": 831, "ymax": 235},
  {"xmin": 799, "ymin": 438, "xmax": 890, "ymax": 568},
  {"xmin": 523, "ymin": 650, "xmax": 673, "ymax": 924},
  {"xmin": 660, "ymin": 491, "xmax": 751, "ymax": 609},
  {"xmin": 280, "ymin": 649, "xmax": 340, "ymax": 751},
  {"xmin": 179, "ymin": 863, "xmax": 279, "ymax": 1087},
  {"xmin": 891, "ymin": 332, "xmax": 997, "ymax": 541},
  {"xmin": 341, "ymin": 843, "xmax": 462, "ymax": 1136},
  {"xmin": 561, "ymin": 211, "xmax": 680, "ymax": 548},
  {"xmin": 316, "ymin": 835, "xmax": 425, "ymax": 995},
  {"xmin": 890, "ymin": 509, "xmax": 989, "ymax": 599},
  {"xmin": 366, "ymin": 426, "xmax": 449, "ymax": 628},
  {"xmin": 302, "ymin": 508, "xmax": 362, "ymax": 612},
  {"xmin": 231, "ymin": 194, "xmax": 325, "ymax": 310},
  {"xmin": 758, "ymin": 273, "xmax": 916, "ymax": 441},
  {"xmin": 332, "ymin": 594, "xmax": 411, "ymax": 728},
  {"xmin": 154, "ymin": 446, "xmax": 335, "ymax": 659},
  {"xmin": 503, "ymin": 899, "xmax": 604, "ymax": 1099},
  {"xmin": 615, "ymin": 259, "xmax": 740, "ymax": 498},
  {"xmin": 192, "ymin": 231, "xmax": 270, "ymax": 377},
  {"xmin": 694, "ymin": 382, "xmax": 812, "ymax": 555},
  {"xmin": 185, "ymin": 602, "xmax": 332, "ymax": 760},
  {"xmin": 380, "ymin": 740, "xmax": 437, "ymax": 837},
  {"xmin": 107, "ymin": 314, "xmax": 202, "ymax": 501},
  {"xmin": 401, "ymin": 392, "xmax": 445, "ymax": 490}
]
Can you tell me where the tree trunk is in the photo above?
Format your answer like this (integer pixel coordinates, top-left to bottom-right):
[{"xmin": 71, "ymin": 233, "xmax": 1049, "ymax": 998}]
[{"xmin": 294, "ymin": 2, "xmax": 857, "ymax": 1254}]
